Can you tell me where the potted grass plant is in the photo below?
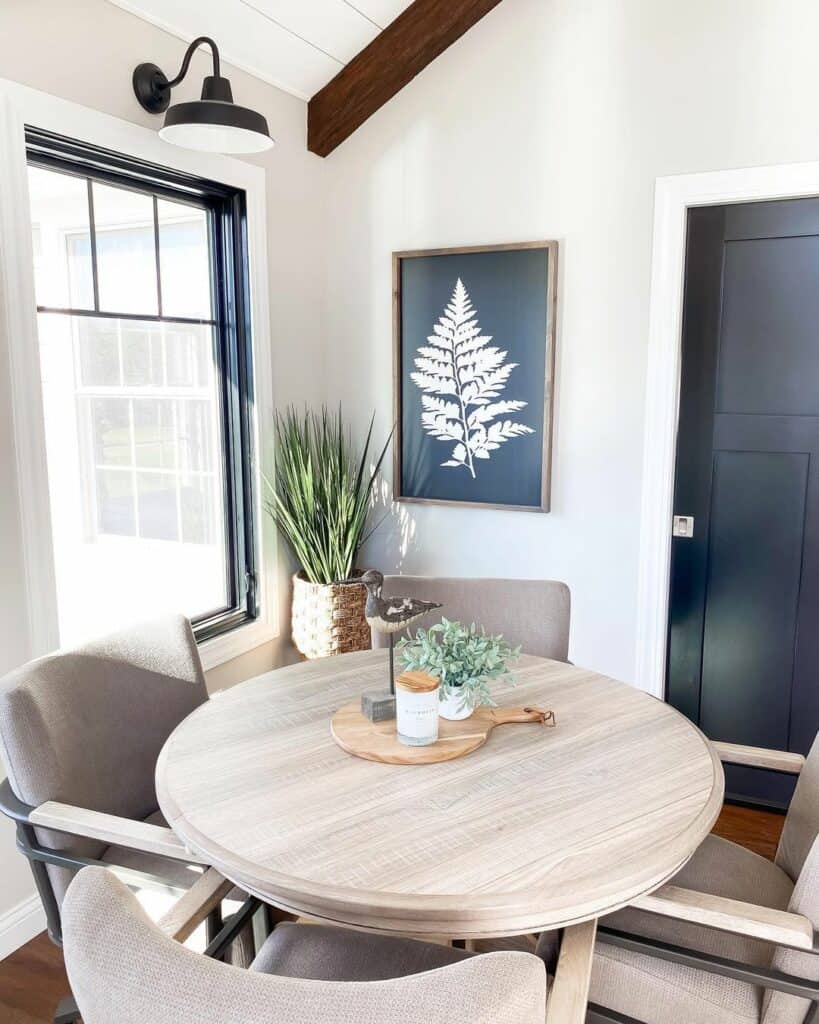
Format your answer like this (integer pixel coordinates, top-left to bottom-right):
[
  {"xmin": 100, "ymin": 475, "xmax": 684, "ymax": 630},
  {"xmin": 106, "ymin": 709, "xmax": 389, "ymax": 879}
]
[
  {"xmin": 397, "ymin": 619, "xmax": 520, "ymax": 720},
  {"xmin": 264, "ymin": 406, "xmax": 391, "ymax": 659}
]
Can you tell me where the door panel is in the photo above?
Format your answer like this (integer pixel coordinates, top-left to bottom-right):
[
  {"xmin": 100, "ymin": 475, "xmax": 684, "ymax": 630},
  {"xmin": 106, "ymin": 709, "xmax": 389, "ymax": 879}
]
[
  {"xmin": 668, "ymin": 197, "xmax": 819, "ymax": 807},
  {"xmin": 718, "ymin": 236, "xmax": 819, "ymax": 416},
  {"xmin": 724, "ymin": 197, "xmax": 819, "ymax": 240},
  {"xmin": 699, "ymin": 450, "xmax": 807, "ymax": 748}
]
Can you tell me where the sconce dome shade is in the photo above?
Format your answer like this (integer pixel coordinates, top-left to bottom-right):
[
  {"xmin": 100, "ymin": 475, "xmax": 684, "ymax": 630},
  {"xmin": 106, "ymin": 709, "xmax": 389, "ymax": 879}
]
[{"xmin": 159, "ymin": 99, "xmax": 274, "ymax": 154}]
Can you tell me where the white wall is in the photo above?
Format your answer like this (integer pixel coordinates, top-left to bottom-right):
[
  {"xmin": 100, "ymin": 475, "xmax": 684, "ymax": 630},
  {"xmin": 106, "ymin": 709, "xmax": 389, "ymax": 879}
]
[
  {"xmin": 0, "ymin": 0, "xmax": 325, "ymax": 950},
  {"xmin": 322, "ymin": 0, "xmax": 819, "ymax": 683}
]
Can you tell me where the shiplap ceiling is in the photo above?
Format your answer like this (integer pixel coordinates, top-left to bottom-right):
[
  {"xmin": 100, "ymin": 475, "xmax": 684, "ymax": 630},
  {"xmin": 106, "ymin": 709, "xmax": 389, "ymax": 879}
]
[{"xmin": 108, "ymin": 0, "xmax": 415, "ymax": 100}]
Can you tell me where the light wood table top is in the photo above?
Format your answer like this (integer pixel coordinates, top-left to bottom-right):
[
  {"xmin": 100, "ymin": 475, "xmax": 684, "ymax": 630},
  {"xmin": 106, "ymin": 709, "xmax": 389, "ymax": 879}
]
[{"xmin": 156, "ymin": 650, "xmax": 724, "ymax": 939}]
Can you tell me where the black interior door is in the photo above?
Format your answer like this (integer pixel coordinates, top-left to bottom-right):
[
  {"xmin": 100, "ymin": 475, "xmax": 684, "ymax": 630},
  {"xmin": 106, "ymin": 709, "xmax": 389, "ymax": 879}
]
[{"xmin": 668, "ymin": 198, "xmax": 819, "ymax": 808}]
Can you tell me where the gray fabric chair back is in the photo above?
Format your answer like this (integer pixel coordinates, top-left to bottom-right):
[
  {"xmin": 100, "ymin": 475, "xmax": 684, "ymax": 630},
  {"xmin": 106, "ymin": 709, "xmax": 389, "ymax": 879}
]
[
  {"xmin": 776, "ymin": 735, "xmax": 819, "ymax": 883},
  {"xmin": 63, "ymin": 867, "xmax": 547, "ymax": 1024},
  {"xmin": 371, "ymin": 576, "xmax": 571, "ymax": 661},
  {"xmin": 758, "ymin": 734, "xmax": 819, "ymax": 1024},
  {"xmin": 764, "ymin": 833, "xmax": 819, "ymax": 1024},
  {"xmin": 0, "ymin": 616, "xmax": 207, "ymax": 904}
]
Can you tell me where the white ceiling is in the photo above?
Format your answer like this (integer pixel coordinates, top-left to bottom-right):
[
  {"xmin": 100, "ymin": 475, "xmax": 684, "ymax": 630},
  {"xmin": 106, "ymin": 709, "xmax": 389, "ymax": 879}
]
[{"xmin": 108, "ymin": 0, "xmax": 415, "ymax": 101}]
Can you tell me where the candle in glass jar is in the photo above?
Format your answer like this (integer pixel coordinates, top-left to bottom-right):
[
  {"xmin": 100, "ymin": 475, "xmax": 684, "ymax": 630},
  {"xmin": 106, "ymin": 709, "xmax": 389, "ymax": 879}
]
[{"xmin": 395, "ymin": 671, "xmax": 440, "ymax": 746}]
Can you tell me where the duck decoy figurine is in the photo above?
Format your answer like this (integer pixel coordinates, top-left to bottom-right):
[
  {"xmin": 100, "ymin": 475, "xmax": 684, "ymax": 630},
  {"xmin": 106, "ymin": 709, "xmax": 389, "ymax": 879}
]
[{"xmin": 342, "ymin": 570, "xmax": 442, "ymax": 719}]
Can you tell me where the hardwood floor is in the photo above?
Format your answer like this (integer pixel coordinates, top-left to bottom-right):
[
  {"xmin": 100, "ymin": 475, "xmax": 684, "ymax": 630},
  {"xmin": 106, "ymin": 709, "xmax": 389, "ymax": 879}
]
[
  {"xmin": 713, "ymin": 802, "xmax": 785, "ymax": 861},
  {"xmin": 0, "ymin": 930, "xmax": 69, "ymax": 1024},
  {"xmin": 0, "ymin": 804, "xmax": 787, "ymax": 1023}
]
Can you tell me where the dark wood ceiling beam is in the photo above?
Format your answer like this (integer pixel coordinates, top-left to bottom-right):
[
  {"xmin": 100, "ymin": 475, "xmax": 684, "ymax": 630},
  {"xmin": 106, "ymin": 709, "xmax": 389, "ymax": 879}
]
[{"xmin": 307, "ymin": 0, "xmax": 505, "ymax": 158}]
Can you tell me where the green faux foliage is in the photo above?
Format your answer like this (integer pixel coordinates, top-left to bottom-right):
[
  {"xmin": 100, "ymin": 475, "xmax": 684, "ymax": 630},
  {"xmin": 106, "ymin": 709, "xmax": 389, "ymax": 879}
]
[
  {"xmin": 397, "ymin": 618, "xmax": 520, "ymax": 709},
  {"xmin": 263, "ymin": 406, "xmax": 391, "ymax": 585}
]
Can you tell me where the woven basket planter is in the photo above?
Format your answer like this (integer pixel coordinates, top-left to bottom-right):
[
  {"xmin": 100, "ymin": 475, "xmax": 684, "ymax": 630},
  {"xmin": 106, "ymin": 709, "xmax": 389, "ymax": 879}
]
[{"xmin": 291, "ymin": 570, "xmax": 372, "ymax": 660}]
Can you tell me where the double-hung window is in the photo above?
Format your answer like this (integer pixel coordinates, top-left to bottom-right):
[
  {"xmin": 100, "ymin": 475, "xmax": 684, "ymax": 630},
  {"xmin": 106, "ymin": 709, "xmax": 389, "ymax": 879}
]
[{"xmin": 25, "ymin": 130, "xmax": 257, "ymax": 646}]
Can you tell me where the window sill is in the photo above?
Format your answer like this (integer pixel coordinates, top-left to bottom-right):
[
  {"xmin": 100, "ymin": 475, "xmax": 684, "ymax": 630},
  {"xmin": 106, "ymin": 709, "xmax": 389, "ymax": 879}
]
[{"xmin": 198, "ymin": 618, "xmax": 278, "ymax": 671}]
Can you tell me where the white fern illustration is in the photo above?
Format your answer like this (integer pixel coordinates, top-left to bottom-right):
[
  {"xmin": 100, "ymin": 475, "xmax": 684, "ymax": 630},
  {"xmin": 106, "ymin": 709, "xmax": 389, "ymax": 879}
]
[{"xmin": 410, "ymin": 278, "xmax": 534, "ymax": 478}]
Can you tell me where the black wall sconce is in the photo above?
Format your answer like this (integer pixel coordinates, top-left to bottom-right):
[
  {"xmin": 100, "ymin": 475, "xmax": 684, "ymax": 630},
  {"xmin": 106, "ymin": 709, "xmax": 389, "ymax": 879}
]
[{"xmin": 133, "ymin": 36, "xmax": 274, "ymax": 155}]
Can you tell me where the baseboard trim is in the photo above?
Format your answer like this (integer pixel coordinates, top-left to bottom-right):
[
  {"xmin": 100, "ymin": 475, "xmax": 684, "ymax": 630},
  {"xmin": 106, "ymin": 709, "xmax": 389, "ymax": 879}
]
[{"xmin": 0, "ymin": 893, "xmax": 46, "ymax": 960}]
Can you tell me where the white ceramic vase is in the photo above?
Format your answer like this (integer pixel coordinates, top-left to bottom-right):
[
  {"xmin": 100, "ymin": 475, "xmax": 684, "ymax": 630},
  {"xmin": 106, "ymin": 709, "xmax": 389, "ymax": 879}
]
[{"xmin": 438, "ymin": 687, "xmax": 476, "ymax": 721}]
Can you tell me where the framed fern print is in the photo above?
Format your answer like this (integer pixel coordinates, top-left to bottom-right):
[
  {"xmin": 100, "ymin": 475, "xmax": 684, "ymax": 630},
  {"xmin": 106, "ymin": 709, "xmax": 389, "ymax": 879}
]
[{"xmin": 393, "ymin": 241, "xmax": 557, "ymax": 512}]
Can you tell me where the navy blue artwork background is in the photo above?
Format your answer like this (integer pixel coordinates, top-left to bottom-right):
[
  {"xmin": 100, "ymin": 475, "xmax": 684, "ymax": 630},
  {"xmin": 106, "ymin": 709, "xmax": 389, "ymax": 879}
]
[{"xmin": 399, "ymin": 248, "xmax": 549, "ymax": 507}]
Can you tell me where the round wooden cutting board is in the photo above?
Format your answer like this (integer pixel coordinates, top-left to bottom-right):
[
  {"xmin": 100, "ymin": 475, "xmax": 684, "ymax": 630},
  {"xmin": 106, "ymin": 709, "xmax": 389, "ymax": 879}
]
[{"xmin": 330, "ymin": 702, "xmax": 555, "ymax": 765}]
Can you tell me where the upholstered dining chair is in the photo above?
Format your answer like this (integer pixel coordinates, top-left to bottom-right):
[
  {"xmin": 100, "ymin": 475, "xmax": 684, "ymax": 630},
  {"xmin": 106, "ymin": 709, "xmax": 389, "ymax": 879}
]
[
  {"xmin": 0, "ymin": 616, "xmax": 255, "ymax": 1021},
  {"xmin": 546, "ymin": 736, "xmax": 819, "ymax": 1024},
  {"xmin": 62, "ymin": 866, "xmax": 549, "ymax": 1024},
  {"xmin": 371, "ymin": 576, "xmax": 571, "ymax": 660}
]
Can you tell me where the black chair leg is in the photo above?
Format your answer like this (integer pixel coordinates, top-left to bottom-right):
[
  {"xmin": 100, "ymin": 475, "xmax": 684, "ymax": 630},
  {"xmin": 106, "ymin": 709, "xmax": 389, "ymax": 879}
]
[
  {"xmin": 206, "ymin": 906, "xmax": 223, "ymax": 945},
  {"xmin": 53, "ymin": 994, "xmax": 81, "ymax": 1024},
  {"xmin": 803, "ymin": 1002, "xmax": 819, "ymax": 1024},
  {"xmin": 263, "ymin": 903, "xmax": 285, "ymax": 939}
]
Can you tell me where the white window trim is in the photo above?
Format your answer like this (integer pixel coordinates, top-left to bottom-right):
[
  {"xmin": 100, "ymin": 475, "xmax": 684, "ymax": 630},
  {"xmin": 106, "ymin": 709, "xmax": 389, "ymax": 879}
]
[
  {"xmin": 0, "ymin": 78, "xmax": 278, "ymax": 670},
  {"xmin": 635, "ymin": 160, "xmax": 819, "ymax": 698}
]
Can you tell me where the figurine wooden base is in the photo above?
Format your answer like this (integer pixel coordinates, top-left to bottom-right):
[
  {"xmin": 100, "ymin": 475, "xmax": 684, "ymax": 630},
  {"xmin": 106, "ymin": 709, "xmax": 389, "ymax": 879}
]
[{"xmin": 330, "ymin": 703, "xmax": 555, "ymax": 765}]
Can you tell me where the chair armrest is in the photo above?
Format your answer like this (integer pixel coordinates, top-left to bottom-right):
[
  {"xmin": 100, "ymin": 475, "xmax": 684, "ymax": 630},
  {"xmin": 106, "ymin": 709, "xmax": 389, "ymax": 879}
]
[
  {"xmin": 158, "ymin": 868, "xmax": 233, "ymax": 943},
  {"xmin": 0, "ymin": 777, "xmax": 35, "ymax": 824},
  {"xmin": 545, "ymin": 920, "xmax": 597, "ymax": 1024},
  {"xmin": 631, "ymin": 884, "xmax": 814, "ymax": 951},
  {"xmin": 712, "ymin": 741, "xmax": 805, "ymax": 775},
  {"xmin": 28, "ymin": 800, "xmax": 208, "ymax": 865}
]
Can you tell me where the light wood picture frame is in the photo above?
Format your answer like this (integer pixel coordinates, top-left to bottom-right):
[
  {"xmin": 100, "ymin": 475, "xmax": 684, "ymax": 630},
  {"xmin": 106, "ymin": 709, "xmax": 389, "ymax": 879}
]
[{"xmin": 393, "ymin": 241, "xmax": 557, "ymax": 512}]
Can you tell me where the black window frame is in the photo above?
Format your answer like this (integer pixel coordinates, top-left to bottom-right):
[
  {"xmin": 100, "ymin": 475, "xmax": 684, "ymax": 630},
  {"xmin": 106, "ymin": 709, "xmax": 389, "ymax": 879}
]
[{"xmin": 25, "ymin": 127, "xmax": 258, "ymax": 644}]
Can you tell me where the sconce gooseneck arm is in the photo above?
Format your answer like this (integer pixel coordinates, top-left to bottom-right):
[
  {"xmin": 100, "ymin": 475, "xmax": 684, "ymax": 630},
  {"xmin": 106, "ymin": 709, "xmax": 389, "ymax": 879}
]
[{"xmin": 166, "ymin": 36, "xmax": 222, "ymax": 88}]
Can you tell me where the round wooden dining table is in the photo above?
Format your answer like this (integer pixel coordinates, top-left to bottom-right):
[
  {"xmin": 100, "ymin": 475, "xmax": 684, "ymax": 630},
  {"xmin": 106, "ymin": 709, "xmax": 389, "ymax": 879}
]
[{"xmin": 156, "ymin": 650, "xmax": 724, "ymax": 940}]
